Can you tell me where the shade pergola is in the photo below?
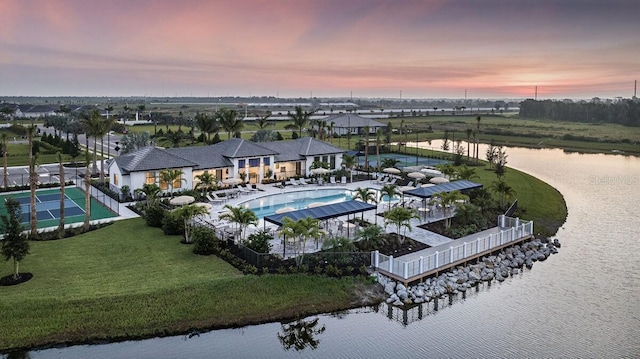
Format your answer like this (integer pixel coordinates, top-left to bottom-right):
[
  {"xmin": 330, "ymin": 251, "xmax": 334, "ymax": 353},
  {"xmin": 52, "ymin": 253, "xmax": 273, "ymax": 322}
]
[
  {"xmin": 264, "ymin": 200, "xmax": 377, "ymax": 227},
  {"xmin": 404, "ymin": 180, "xmax": 483, "ymax": 199}
]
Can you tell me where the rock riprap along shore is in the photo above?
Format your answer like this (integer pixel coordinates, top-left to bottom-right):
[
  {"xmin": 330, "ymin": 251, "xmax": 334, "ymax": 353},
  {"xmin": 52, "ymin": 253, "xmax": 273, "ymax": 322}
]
[{"xmin": 380, "ymin": 238, "xmax": 561, "ymax": 306}]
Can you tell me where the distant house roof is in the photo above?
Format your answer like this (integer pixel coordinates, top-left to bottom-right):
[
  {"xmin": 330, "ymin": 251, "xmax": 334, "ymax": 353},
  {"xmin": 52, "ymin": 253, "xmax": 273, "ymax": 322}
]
[
  {"xmin": 22, "ymin": 105, "xmax": 58, "ymax": 114},
  {"xmin": 325, "ymin": 113, "xmax": 385, "ymax": 128},
  {"xmin": 261, "ymin": 137, "xmax": 344, "ymax": 162},
  {"xmin": 112, "ymin": 147, "xmax": 198, "ymax": 174}
]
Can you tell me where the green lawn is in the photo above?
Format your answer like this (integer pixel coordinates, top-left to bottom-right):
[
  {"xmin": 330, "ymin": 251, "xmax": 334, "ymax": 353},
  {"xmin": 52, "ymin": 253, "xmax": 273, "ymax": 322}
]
[{"xmin": 0, "ymin": 218, "xmax": 369, "ymax": 351}]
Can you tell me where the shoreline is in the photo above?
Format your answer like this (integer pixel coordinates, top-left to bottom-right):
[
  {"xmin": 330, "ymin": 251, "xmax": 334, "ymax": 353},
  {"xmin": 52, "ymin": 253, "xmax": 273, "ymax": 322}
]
[{"xmin": 0, "ymin": 167, "xmax": 567, "ymax": 353}]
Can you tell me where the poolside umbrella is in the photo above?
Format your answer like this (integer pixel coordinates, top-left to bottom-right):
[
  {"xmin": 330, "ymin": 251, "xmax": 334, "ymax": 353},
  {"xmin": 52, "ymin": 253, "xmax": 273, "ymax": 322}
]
[
  {"xmin": 429, "ymin": 177, "xmax": 450, "ymax": 184},
  {"xmin": 223, "ymin": 178, "xmax": 243, "ymax": 186},
  {"xmin": 193, "ymin": 202, "xmax": 213, "ymax": 210},
  {"xmin": 421, "ymin": 168, "xmax": 443, "ymax": 177},
  {"xmin": 383, "ymin": 167, "xmax": 401, "ymax": 174},
  {"xmin": 407, "ymin": 171, "xmax": 426, "ymax": 179},
  {"xmin": 275, "ymin": 206, "xmax": 296, "ymax": 214},
  {"xmin": 169, "ymin": 195, "xmax": 195, "ymax": 206},
  {"xmin": 421, "ymin": 183, "xmax": 436, "ymax": 188},
  {"xmin": 311, "ymin": 168, "xmax": 330, "ymax": 175}
]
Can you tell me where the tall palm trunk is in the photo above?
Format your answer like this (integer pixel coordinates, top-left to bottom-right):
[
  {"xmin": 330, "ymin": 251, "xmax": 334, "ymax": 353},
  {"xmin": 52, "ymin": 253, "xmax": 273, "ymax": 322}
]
[
  {"xmin": 58, "ymin": 152, "xmax": 66, "ymax": 238},
  {"xmin": 2, "ymin": 135, "xmax": 8, "ymax": 189},
  {"xmin": 364, "ymin": 126, "xmax": 370, "ymax": 172},
  {"xmin": 99, "ymin": 135, "xmax": 105, "ymax": 184},
  {"xmin": 84, "ymin": 152, "xmax": 92, "ymax": 231},
  {"xmin": 28, "ymin": 127, "xmax": 37, "ymax": 237}
]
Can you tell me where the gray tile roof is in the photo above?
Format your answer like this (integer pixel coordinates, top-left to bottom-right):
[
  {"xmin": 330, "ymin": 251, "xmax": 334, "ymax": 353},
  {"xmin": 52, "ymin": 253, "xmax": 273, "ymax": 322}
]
[
  {"xmin": 215, "ymin": 138, "xmax": 279, "ymax": 158},
  {"xmin": 166, "ymin": 145, "xmax": 233, "ymax": 169},
  {"xmin": 325, "ymin": 113, "xmax": 385, "ymax": 128},
  {"xmin": 260, "ymin": 137, "xmax": 344, "ymax": 162},
  {"xmin": 113, "ymin": 146, "xmax": 197, "ymax": 174}
]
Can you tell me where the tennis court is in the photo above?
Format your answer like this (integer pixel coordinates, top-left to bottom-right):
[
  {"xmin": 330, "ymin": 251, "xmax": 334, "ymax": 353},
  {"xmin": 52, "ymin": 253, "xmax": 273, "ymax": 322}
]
[{"xmin": 0, "ymin": 187, "xmax": 116, "ymax": 229}]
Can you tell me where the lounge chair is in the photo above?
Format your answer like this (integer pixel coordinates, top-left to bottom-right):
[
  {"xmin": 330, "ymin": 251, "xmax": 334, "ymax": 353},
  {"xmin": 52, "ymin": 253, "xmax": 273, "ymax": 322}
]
[
  {"xmin": 341, "ymin": 176, "xmax": 347, "ymax": 184},
  {"xmin": 238, "ymin": 185, "xmax": 251, "ymax": 195},
  {"xmin": 378, "ymin": 177, "xmax": 389, "ymax": 185},
  {"xmin": 289, "ymin": 178, "xmax": 299, "ymax": 187},
  {"xmin": 299, "ymin": 178, "xmax": 309, "ymax": 186},
  {"xmin": 207, "ymin": 193, "xmax": 226, "ymax": 204},
  {"xmin": 329, "ymin": 176, "xmax": 337, "ymax": 185},
  {"xmin": 245, "ymin": 184, "xmax": 258, "ymax": 192},
  {"xmin": 388, "ymin": 178, "xmax": 397, "ymax": 185}
]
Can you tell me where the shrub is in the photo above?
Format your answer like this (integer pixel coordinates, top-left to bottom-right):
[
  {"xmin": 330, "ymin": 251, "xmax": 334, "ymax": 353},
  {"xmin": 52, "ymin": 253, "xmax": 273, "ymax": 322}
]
[
  {"xmin": 324, "ymin": 264, "xmax": 342, "ymax": 277},
  {"xmin": 243, "ymin": 230, "xmax": 273, "ymax": 253},
  {"xmin": 161, "ymin": 211, "xmax": 184, "ymax": 236},
  {"xmin": 242, "ymin": 264, "xmax": 258, "ymax": 275},
  {"xmin": 192, "ymin": 227, "xmax": 220, "ymax": 255},
  {"xmin": 144, "ymin": 205, "xmax": 166, "ymax": 228}
]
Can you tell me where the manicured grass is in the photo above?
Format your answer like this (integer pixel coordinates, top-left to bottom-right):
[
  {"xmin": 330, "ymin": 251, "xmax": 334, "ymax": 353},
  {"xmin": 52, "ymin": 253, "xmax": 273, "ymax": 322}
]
[{"xmin": 0, "ymin": 218, "xmax": 369, "ymax": 351}]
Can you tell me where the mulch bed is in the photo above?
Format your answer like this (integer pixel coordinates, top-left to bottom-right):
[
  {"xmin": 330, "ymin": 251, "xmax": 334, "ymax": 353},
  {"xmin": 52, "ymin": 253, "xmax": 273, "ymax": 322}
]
[
  {"xmin": 0, "ymin": 272, "xmax": 33, "ymax": 286},
  {"xmin": 376, "ymin": 234, "xmax": 430, "ymax": 257}
]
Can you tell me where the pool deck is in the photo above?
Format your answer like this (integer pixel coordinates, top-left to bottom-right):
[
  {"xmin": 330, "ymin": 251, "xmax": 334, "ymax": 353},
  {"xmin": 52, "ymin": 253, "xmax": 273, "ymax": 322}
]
[{"xmin": 206, "ymin": 179, "xmax": 464, "ymax": 256}]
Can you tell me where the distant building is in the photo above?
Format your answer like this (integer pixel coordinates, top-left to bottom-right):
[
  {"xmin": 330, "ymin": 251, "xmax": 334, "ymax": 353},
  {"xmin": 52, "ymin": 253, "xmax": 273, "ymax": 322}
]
[{"xmin": 324, "ymin": 113, "xmax": 385, "ymax": 136}]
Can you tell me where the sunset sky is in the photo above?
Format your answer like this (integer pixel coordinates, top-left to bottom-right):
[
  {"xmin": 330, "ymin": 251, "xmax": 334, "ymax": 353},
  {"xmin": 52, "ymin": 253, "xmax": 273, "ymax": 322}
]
[{"xmin": 1, "ymin": 0, "xmax": 638, "ymax": 100}]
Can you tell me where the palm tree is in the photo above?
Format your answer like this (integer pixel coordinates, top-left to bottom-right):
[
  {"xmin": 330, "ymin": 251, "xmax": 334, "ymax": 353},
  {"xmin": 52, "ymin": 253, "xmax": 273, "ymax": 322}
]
[
  {"xmin": 375, "ymin": 128, "xmax": 382, "ymax": 172},
  {"xmin": 27, "ymin": 125, "xmax": 38, "ymax": 237},
  {"xmin": 98, "ymin": 116, "xmax": 115, "ymax": 184},
  {"xmin": 380, "ymin": 158, "xmax": 400, "ymax": 170},
  {"xmin": 218, "ymin": 205, "xmax": 258, "ymax": 242},
  {"xmin": 217, "ymin": 108, "xmax": 240, "ymax": 139},
  {"xmin": 80, "ymin": 109, "xmax": 102, "ymax": 176},
  {"xmin": 1, "ymin": 133, "xmax": 8, "ymax": 189},
  {"xmin": 490, "ymin": 178, "xmax": 516, "ymax": 209},
  {"xmin": 341, "ymin": 154, "xmax": 356, "ymax": 182},
  {"xmin": 57, "ymin": 152, "xmax": 66, "ymax": 238},
  {"xmin": 436, "ymin": 163, "xmax": 456, "ymax": 179},
  {"xmin": 159, "ymin": 168, "xmax": 185, "ymax": 197},
  {"xmin": 194, "ymin": 112, "xmax": 217, "ymax": 143},
  {"xmin": 279, "ymin": 216, "xmax": 320, "ymax": 267},
  {"xmin": 104, "ymin": 105, "xmax": 114, "ymax": 120},
  {"xmin": 83, "ymin": 151, "xmax": 92, "ymax": 231},
  {"xmin": 195, "ymin": 171, "xmax": 217, "ymax": 198},
  {"xmin": 363, "ymin": 125, "xmax": 370, "ymax": 172},
  {"xmin": 399, "ymin": 119, "xmax": 405, "ymax": 151},
  {"xmin": 173, "ymin": 204, "xmax": 210, "ymax": 243},
  {"xmin": 286, "ymin": 106, "xmax": 314, "ymax": 138},
  {"xmin": 134, "ymin": 183, "xmax": 161, "ymax": 210},
  {"xmin": 429, "ymin": 190, "xmax": 469, "ymax": 228},
  {"xmin": 355, "ymin": 224, "xmax": 386, "ymax": 251},
  {"xmin": 466, "ymin": 128, "xmax": 472, "ymax": 162},
  {"xmin": 454, "ymin": 165, "xmax": 479, "ymax": 181},
  {"xmin": 137, "ymin": 104, "xmax": 146, "ymax": 120},
  {"xmin": 475, "ymin": 116, "xmax": 481, "ymax": 164},
  {"xmin": 380, "ymin": 184, "xmax": 400, "ymax": 211},
  {"xmin": 352, "ymin": 187, "xmax": 377, "ymax": 220},
  {"xmin": 384, "ymin": 206, "xmax": 418, "ymax": 246},
  {"xmin": 322, "ymin": 236, "xmax": 355, "ymax": 252},
  {"xmin": 255, "ymin": 113, "xmax": 271, "ymax": 129}
]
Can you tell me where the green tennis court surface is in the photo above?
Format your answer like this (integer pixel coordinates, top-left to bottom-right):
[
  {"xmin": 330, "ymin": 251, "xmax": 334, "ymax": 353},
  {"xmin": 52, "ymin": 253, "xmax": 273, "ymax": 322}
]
[{"xmin": 0, "ymin": 187, "xmax": 116, "ymax": 229}]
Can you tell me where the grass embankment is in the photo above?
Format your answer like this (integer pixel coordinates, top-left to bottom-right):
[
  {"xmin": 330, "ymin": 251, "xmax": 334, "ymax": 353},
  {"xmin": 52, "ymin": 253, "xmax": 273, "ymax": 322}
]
[{"xmin": 0, "ymin": 218, "xmax": 372, "ymax": 352}]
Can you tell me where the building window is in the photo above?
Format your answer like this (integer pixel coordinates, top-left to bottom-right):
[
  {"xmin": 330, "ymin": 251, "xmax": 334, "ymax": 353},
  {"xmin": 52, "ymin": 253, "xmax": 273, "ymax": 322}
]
[
  {"xmin": 145, "ymin": 172, "xmax": 155, "ymax": 185},
  {"xmin": 330, "ymin": 155, "xmax": 336, "ymax": 169},
  {"xmin": 238, "ymin": 159, "xmax": 245, "ymax": 168},
  {"xmin": 263, "ymin": 157, "xmax": 270, "ymax": 166},
  {"xmin": 113, "ymin": 173, "xmax": 119, "ymax": 186},
  {"xmin": 249, "ymin": 158, "xmax": 260, "ymax": 167},
  {"xmin": 173, "ymin": 175, "xmax": 182, "ymax": 189}
]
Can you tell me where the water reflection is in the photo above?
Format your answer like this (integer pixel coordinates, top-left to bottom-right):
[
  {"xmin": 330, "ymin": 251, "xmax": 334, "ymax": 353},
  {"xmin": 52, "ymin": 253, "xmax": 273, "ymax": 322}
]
[{"xmin": 277, "ymin": 318, "xmax": 326, "ymax": 351}]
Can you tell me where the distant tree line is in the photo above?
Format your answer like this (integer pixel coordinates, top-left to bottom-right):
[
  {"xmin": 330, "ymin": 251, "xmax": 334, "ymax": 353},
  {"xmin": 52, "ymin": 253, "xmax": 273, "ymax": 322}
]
[{"xmin": 519, "ymin": 99, "xmax": 640, "ymax": 126}]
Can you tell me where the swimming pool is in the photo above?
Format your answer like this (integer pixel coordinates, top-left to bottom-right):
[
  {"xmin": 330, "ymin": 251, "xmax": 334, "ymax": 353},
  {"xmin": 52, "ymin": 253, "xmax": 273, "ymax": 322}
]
[
  {"xmin": 239, "ymin": 189, "xmax": 355, "ymax": 219},
  {"xmin": 238, "ymin": 188, "xmax": 401, "ymax": 219}
]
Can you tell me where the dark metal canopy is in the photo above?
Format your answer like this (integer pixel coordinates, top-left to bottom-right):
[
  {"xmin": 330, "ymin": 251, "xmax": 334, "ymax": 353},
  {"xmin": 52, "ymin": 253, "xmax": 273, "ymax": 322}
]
[
  {"xmin": 404, "ymin": 180, "xmax": 483, "ymax": 199},
  {"xmin": 263, "ymin": 200, "xmax": 376, "ymax": 226}
]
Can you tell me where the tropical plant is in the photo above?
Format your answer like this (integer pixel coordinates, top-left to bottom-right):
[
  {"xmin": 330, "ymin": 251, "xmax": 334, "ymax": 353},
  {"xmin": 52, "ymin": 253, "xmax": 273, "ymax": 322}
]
[
  {"xmin": 355, "ymin": 224, "xmax": 386, "ymax": 251},
  {"xmin": 363, "ymin": 125, "xmax": 370, "ymax": 171},
  {"xmin": 279, "ymin": 216, "xmax": 320, "ymax": 267},
  {"xmin": 243, "ymin": 230, "xmax": 273, "ymax": 253},
  {"xmin": 380, "ymin": 158, "xmax": 400, "ymax": 169},
  {"xmin": 120, "ymin": 131, "xmax": 151, "ymax": 154},
  {"xmin": 352, "ymin": 187, "xmax": 377, "ymax": 220},
  {"xmin": 490, "ymin": 178, "xmax": 516, "ymax": 209},
  {"xmin": 1, "ymin": 198, "xmax": 30, "ymax": 280},
  {"xmin": 218, "ymin": 205, "xmax": 258, "ymax": 242},
  {"xmin": 250, "ymin": 129, "xmax": 279, "ymax": 142},
  {"xmin": 454, "ymin": 165, "xmax": 479, "ymax": 181},
  {"xmin": 195, "ymin": 171, "xmax": 217, "ymax": 198},
  {"xmin": 286, "ymin": 106, "xmax": 314, "ymax": 138},
  {"xmin": 98, "ymin": 116, "xmax": 115, "ymax": 183},
  {"xmin": 159, "ymin": 168, "xmax": 185, "ymax": 197},
  {"xmin": 80, "ymin": 109, "xmax": 103, "ymax": 176},
  {"xmin": 217, "ymin": 108, "xmax": 241, "ymax": 139},
  {"xmin": 379, "ymin": 184, "xmax": 400, "ymax": 211},
  {"xmin": 255, "ymin": 113, "xmax": 271, "ymax": 129},
  {"xmin": 375, "ymin": 128, "xmax": 382, "ymax": 172},
  {"xmin": 134, "ymin": 183, "xmax": 162, "ymax": 210},
  {"xmin": 341, "ymin": 154, "xmax": 356, "ymax": 182},
  {"xmin": 194, "ymin": 112, "xmax": 218, "ymax": 143},
  {"xmin": 436, "ymin": 163, "xmax": 456, "ymax": 179},
  {"xmin": 172, "ymin": 204, "xmax": 210, "ymax": 243},
  {"xmin": 429, "ymin": 190, "xmax": 469, "ymax": 228},
  {"xmin": 322, "ymin": 236, "xmax": 355, "ymax": 252},
  {"xmin": 383, "ymin": 206, "xmax": 419, "ymax": 245}
]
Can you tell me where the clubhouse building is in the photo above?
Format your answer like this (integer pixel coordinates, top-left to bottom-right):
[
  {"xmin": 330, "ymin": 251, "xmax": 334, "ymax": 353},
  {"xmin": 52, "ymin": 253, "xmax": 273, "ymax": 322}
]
[{"xmin": 108, "ymin": 137, "xmax": 345, "ymax": 195}]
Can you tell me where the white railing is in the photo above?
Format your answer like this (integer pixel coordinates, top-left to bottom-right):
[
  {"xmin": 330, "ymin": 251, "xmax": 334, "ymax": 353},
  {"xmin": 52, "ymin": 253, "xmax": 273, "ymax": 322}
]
[{"xmin": 373, "ymin": 216, "xmax": 534, "ymax": 280}]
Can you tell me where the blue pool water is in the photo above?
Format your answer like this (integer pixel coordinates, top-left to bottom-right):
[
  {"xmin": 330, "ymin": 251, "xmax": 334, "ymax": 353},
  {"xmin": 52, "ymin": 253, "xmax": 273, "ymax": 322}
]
[{"xmin": 239, "ymin": 189, "xmax": 355, "ymax": 219}]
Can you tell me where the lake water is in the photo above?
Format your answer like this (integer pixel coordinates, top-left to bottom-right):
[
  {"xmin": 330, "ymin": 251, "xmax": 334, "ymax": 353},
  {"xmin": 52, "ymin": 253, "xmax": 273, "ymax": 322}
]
[{"xmin": 24, "ymin": 146, "xmax": 640, "ymax": 358}]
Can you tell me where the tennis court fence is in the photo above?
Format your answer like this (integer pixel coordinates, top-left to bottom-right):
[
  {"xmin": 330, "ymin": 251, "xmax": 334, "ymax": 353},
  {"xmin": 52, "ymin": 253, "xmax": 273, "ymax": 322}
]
[{"xmin": 74, "ymin": 181, "xmax": 120, "ymax": 215}]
